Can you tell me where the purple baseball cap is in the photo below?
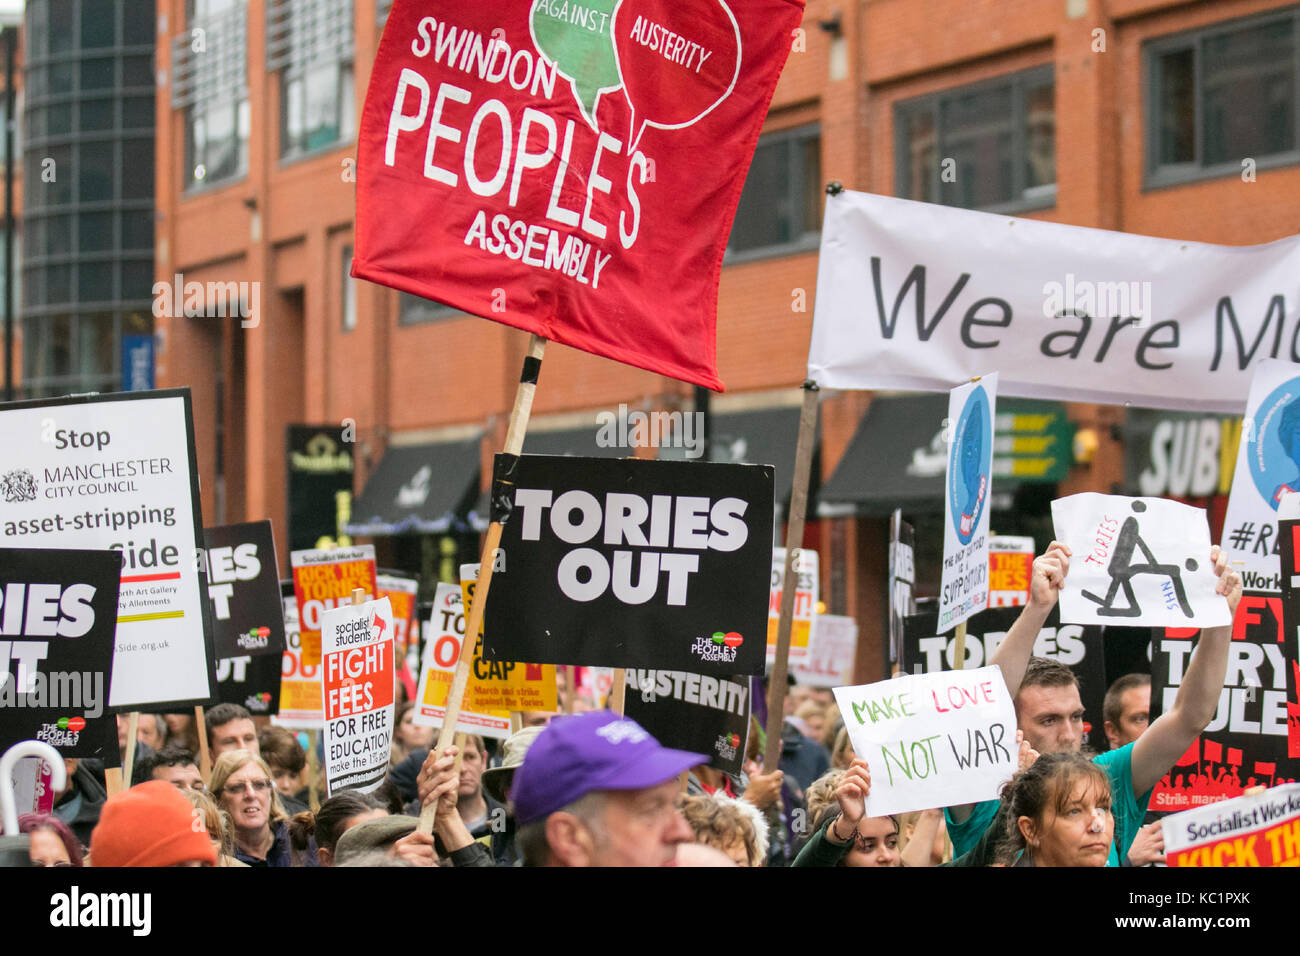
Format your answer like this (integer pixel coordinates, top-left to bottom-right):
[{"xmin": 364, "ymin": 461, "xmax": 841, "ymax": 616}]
[{"xmin": 511, "ymin": 710, "xmax": 707, "ymax": 826}]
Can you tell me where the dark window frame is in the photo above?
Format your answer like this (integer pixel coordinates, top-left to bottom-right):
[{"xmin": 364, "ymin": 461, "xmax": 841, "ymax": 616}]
[
  {"xmin": 1144, "ymin": 6, "xmax": 1300, "ymax": 190},
  {"xmin": 893, "ymin": 65, "xmax": 1056, "ymax": 215},
  {"xmin": 725, "ymin": 122, "xmax": 822, "ymax": 264}
]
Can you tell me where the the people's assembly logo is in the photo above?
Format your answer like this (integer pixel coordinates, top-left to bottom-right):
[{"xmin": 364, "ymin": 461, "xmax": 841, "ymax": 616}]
[
  {"xmin": 714, "ymin": 732, "xmax": 740, "ymax": 762},
  {"xmin": 948, "ymin": 385, "xmax": 992, "ymax": 545},
  {"xmin": 690, "ymin": 630, "xmax": 742, "ymax": 664},
  {"xmin": 1247, "ymin": 377, "xmax": 1300, "ymax": 510},
  {"xmin": 2, "ymin": 469, "xmax": 37, "ymax": 503}
]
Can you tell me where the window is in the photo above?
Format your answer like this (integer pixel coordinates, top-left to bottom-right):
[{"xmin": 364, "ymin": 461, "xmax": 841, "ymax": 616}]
[
  {"xmin": 342, "ymin": 244, "xmax": 356, "ymax": 332},
  {"xmin": 268, "ymin": 0, "xmax": 355, "ymax": 160},
  {"xmin": 895, "ymin": 67, "xmax": 1055, "ymax": 212},
  {"xmin": 727, "ymin": 125, "xmax": 822, "ymax": 258},
  {"xmin": 398, "ymin": 292, "xmax": 461, "ymax": 325},
  {"xmin": 1147, "ymin": 8, "xmax": 1298, "ymax": 185},
  {"xmin": 173, "ymin": 0, "xmax": 249, "ymax": 190}
]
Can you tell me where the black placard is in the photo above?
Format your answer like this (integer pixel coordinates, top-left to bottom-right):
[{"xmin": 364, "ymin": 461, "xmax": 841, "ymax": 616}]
[
  {"xmin": 622, "ymin": 669, "xmax": 751, "ymax": 774},
  {"xmin": 203, "ymin": 520, "xmax": 286, "ymax": 659},
  {"xmin": 901, "ymin": 604, "xmax": 1110, "ymax": 753},
  {"xmin": 0, "ymin": 548, "xmax": 122, "ymax": 758},
  {"xmin": 214, "ymin": 652, "xmax": 282, "ymax": 716},
  {"xmin": 286, "ymin": 425, "xmax": 354, "ymax": 552},
  {"xmin": 482, "ymin": 455, "xmax": 774, "ymax": 674}
]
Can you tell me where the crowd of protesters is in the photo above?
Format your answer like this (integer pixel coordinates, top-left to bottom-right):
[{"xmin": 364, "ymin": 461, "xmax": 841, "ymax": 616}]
[{"xmin": 7, "ymin": 538, "xmax": 1245, "ymax": 867}]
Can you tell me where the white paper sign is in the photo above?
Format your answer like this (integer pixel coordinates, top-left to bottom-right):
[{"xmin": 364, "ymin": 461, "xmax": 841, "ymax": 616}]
[
  {"xmin": 938, "ymin": 375, "xmax": 998, "ymax": 632},
  {"xmin": 1051, "ymin": 493, "xmax": 1230, "ymax": 628},
  {"xmin": 1222, "ymin": 359, "xmax": 1300, "ymax": 592},
  {"xmin": 321, "ymin": 597, "xmax": 395, "ymax": 796},
  {"xmin": 0, "ymin": 391, "xmax": 213, "ymax": 708},
  {"xmin": 834, "ymin": 665, "xmax": 1017, "ymax": 817},
  {"xmin": 807, "ymin": 189, "xmax": 1300, "ymax": 412},
  {"xmin": 791, "ymin": 614, "xmax": 857, "ymax": 688}
]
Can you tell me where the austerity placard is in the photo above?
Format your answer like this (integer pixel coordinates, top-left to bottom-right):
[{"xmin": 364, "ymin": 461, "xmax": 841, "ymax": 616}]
[
  {"xmin": 834, "ymin": 666, "xmax": 1017, "ymax": 817},
  {"xmin": 0, "ymin": 389, "xmax": 215, "ymax": 709},
  {"xmin": 1052, "ymin": 493, "xmax": 1230, "ymax": 629},
  {"xmin": 807, "ymin": 189, "xmax": 1300, "ymax": 412},
  {"xmin": 413, "ymin": 581, "xmax": 555, "ymax": 739},
  {"xmin": 321, "ymin": 597, "xmax": 395, "ymax": 795},
  {"xmin": 623, "ymin": 668, "xmax": 750, "ymax": 774},
  {"xmin": 291, "ymin": 546, "xmax": 378, "ymax": 667},
  {"xmin": 900, "ymin": 605, "xmax": 1110, "ymax": 752},
  {"xmin": 274, "ymin": 588, "xmax": 323, "ymax": 729},
  {"xmin": 938, "ymin": 375, "xmax": 997, "ymax": 632},
  {"xmin": 0, "ymin": 548, "xmax": 121, "ymax": 758},
  {"xmin": 1223, "ymin": 359, "xmax": 1300, "ymax": 590},
  {"xmin": 203, "ymin": 521, "xmax": 285, "ymax": 659},
  {"xmin": 767, "ymin": 548, "xmax": 817, "ymax": 661},
  {"xmin": 355, "ymin": 0, "xmax": 805, "ymax": 389},
  {"xmin": 1163, "ymin": 783, "xmax": 1300, "ymax": 866},
  {"xmin": 483, "ymin": 455, "xmax": 774, "ymax": 674}
]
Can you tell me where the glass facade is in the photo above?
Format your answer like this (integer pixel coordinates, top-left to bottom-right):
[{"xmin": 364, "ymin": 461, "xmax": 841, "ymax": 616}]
[{"xmin": 22, "ymin": 0, "xmax": 155, "ymax": 399}]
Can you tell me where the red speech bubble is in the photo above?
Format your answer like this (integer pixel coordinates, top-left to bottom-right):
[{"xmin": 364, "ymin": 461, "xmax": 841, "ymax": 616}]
[{"xmin": 612, "ymin": 0, "xmax": 742, "ymax": 154}]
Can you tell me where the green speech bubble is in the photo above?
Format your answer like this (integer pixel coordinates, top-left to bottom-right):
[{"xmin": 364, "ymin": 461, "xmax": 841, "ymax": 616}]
[{"xmin": 530, "ymin": 0, "xmax": 622, "ymax": 128}]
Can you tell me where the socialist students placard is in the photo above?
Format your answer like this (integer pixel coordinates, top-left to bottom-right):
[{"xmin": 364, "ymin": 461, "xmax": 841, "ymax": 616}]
[
  {"xmin": 0, "ymin": 390, "xmax": 215, "ymax": 709},
  {"xmin": 354, "ymin": 0, "xmax": 805, "ymax": 388},
  {"xmin": 483, "ymin": 455, "xmax": 773, "ymax": 674}
]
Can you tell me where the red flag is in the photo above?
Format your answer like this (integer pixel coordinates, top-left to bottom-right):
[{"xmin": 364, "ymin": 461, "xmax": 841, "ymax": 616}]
[
  {"xmin": 354, "ymin": 0, "xmax": 806, "ymax": 389},
  {"xmin": 1226, "ymin": 747, "xmax": 1243, "ymax": 766},
  {"xmin": 1203, "ymin": 739, "xmax": 1223, "ymax": 763},
  {"xmin": 1173, "ymin": 739, "xmax": 1199, "ymax": 767},
  {"xmin": 1256, "ymin": 761, "xmax": 1276, "ymax": 776}
]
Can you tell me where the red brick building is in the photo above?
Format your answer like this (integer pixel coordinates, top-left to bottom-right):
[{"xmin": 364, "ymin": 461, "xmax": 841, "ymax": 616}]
[{"xmin": 155, "ymin": 0, "xmax": 1300, "ymax": 683}]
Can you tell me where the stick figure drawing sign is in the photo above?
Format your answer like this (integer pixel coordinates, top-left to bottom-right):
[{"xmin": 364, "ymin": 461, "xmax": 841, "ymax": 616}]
[{"xmin": 1051, "ymin": 493, "xmax": 1231, "ymax": 629}]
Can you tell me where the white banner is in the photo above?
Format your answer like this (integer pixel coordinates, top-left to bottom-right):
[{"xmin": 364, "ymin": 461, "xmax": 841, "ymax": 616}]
[
  {"xmin": 1222, "ymin": 359, "xmax": 1300, "ymax": 591},
  {"xmin": 807, "ymin": 190, "xmax": 1300, "ymax": 412},
  {"xmin": 1051, "ymin": 493, "xmax": 1230, "ymax": 629},
  {"xmin": 0, "ymin": 391, "xmax": 213, "ymax": 708},
  {"xmin": 833, "ymin": 665, "xmax": 1016, "ymax": 817},
  {"xmin": 938, "ymin": 375, "xmax": 997, "ymax": 632}
]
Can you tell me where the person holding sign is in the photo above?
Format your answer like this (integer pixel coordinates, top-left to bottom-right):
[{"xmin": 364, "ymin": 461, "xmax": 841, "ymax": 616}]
[
  {"xmin": 791, "ymin": 760, "xmax": 901, "ymax": 867},
  {"xmin": 944, "ymin": 540, "xmax": 1241, "ymax": 866}
]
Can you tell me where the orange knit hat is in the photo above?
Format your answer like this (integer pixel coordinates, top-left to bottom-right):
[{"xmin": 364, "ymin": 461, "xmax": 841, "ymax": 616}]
[{"xmin": 91, "ymin": 780, "xmax": 218, "ymax": 867}]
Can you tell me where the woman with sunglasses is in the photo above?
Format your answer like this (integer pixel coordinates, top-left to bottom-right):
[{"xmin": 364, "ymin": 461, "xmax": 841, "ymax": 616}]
[{"xmin": 210, "ymin": 749, "xmax": 292, "ymax": 867}]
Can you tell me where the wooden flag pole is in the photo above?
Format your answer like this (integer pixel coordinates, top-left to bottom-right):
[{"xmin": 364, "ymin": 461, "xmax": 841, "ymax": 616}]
[
  {"xmin": 609, "ymin": 668, "xmax": 627, "ymax": 716},
  {"xmin": 195, "ymin": 706, "xmax": 212, "ymax": 785},
  {"xmin": 763, "ymin": 381, "xmax": 819, "ymax": 772},
  {"xmin": 419, "ymin": 335, "xmax": 547, "ymax": 834},
  {"xmin": 121, "ymin": 712, "xmax": 139, "ymax": 788}
]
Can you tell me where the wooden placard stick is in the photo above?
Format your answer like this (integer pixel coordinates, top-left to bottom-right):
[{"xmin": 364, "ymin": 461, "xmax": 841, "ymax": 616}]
[
  {"xmin": 121, "ymin": 712, "xmax": 139, "ymax": 788},
  {"xmin": 307, "ymin": 730, "xmax": 320, "ymax": 812},
  {"xmin": 453, "ymin": 732, "xmax": 467, "ymax": 776},
  {"xmin": 953, "ymin": 621, "xmax": 967, "ymax": 672},
  {"xmin": 195, "ymin": 706, "xmax": 212, "ymax": 785},
  {"xmin": 419, "ymin": 335, "xmax": 547, "ymax": 835},
  {"xmin": 762, "ymin": 381, "xmax": 820, "ymax": 772},
  {"xmin": 563, "ymin": 665, "xmax": 576, "ymax": 714},
  {"xmin": 609, "ymin": 668, "xmax": 627, "ymax": 716}
]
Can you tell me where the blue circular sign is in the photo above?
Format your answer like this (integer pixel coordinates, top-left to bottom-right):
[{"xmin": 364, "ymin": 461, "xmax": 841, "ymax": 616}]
[
  {"xmin": 1247, "ymin": 377, "xmax": 1300, "ymax": 511},
  {"xmin": 949, "ymin": 385, "xmax": 992, "ymax": 545}
]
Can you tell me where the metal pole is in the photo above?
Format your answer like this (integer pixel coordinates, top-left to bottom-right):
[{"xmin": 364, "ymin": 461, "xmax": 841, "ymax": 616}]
[{"xmin": 3, "ymin": 26, "xmax": 14, "ymax": 403}]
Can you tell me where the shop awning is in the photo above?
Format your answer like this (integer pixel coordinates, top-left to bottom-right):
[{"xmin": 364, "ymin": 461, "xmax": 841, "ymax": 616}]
[
  {"xmin": 344, "ymin": 435, "xmax": 483, "ymax": 535},
  {"xmin": 818, "ymin": 395, "xmax": 1028, "ymax": 518},
  {"xmin": 660, "ymin": 405, "xmax": 812, "ymax": 511}
]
